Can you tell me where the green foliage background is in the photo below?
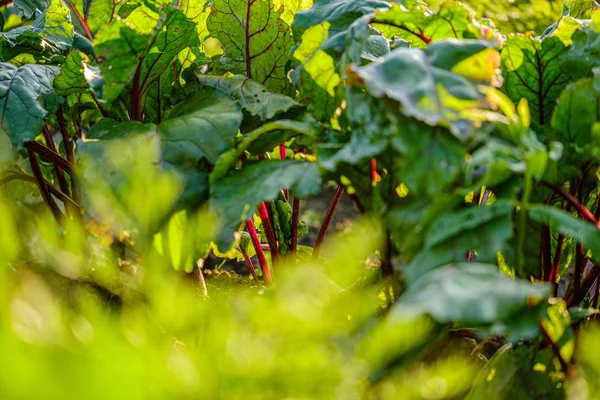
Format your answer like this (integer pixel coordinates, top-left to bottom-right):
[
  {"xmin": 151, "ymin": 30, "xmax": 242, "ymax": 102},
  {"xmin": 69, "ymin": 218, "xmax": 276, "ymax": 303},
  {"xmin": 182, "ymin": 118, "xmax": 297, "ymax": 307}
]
[{"xmin": 1, "ymin": 0, "xmax": 600, "ymax": 399}]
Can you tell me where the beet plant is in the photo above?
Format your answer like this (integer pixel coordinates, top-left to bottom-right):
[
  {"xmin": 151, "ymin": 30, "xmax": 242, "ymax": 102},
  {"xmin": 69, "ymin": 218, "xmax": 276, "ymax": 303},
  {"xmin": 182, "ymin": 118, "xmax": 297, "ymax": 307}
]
[{"xmin": 2, "ymin": 0, "xmax": 600, "ymax": 398}]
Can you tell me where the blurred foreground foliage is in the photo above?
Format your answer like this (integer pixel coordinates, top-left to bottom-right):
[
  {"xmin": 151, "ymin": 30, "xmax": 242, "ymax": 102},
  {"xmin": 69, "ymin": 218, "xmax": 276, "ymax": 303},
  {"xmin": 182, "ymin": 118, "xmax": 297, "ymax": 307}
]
[{"xmin": 0, "ymin": 139, "xmax": 597, "ymax": 399}]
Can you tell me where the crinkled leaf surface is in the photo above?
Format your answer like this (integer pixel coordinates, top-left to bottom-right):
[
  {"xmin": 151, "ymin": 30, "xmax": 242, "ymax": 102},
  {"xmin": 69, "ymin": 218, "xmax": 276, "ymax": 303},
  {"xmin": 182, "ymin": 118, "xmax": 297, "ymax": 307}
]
[
  {"xmin": 207, "ymin": 0, "xmax": 294, "ymax": 92},
  {"xmin": 94, "ymin": 7, "xmax": 198, "ymax": 103},
  {"xmin": 53, "ymin": 50, "xmax": 101, "ymax": 97},
  {"xmin": 501, "ymin": 19, "xmax": 580, "ymax": 127},
  {"xmin": 67, "ymin": 0, "xmax": 131, "ymax": 36},
  {"xmin": 0, "ymin": 0, "xmax": 74, "ymax": 62},
  {"xmin": 394, "ymin": 263, "xmax": 551, "ymax": 341},
  {"xmin": 370, "ymin": 2, "xmax": 486, "ymax": 48},
  {"xmin": 0, "ymin": 63, "xmax": 60, "ymax": 149},
  {"xmin": 94, "ymin": 18, "xmax": 152, "ymax": 102},
  {"xmin": 195, "ymin": 74, "xmax": 300, "ymax": 120},
  {"xmin": 291, "ymin": 21, "xmax": 341, "ymax": 121}
]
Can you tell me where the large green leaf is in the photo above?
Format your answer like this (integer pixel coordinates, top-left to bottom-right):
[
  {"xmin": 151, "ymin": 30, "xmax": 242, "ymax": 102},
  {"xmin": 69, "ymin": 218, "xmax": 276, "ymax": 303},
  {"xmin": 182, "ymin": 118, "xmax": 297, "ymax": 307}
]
[
  {"xmin": 291, "ymin": 21, "xmax": 342, "ymax": 121},
  {"xmin": 206, "ymin": 0, "xmax": 294, "ymax": 92},
  {"xmin": 0, "ymin": 0, "xmax": 74, "ymax": 62},
  {"xmin": 210, "ymin": 160, "xmax": 322, "ymax": 244},
  {"xmin": 0, "ymin": 63, "xmax": 60, "ymax": 149},
  {"xmin": 550, "ymin": 73, "xmax": 600, "ymax": 165},
  {"xmin": 394, "ymin": 263, "xmax": 551, "ymax": 341},
  {"xmin": 501, "ymin": 18, "xmax": 581, "ymax": 127},
  {"xmin": 66, "ymin": 0, "xmax": 133, "ymax": 36},
  {"xmin": 93, "ymin": 18, "xmax": 152, "ymax": 102},
  {"xmin": 370, "ymin": 1, "xmax": 488, "ymax": 48},
  {"xmin": 85, "ymin": 87, "xmax": 243, "ymax": 209},
  {"xmin": 195, "ymin": 74, "xmax": 301, "ymax": 120},
  {"xmin": 347, "ymin": 46, "xmax": 493, "ymax": 139},
  {"xmin": 401, "ymin": 201, "xmax": 515, "ymax": 285},
  {"xmin": 94, "ymin": 7, "xmax": 199, "ymax": 104}
]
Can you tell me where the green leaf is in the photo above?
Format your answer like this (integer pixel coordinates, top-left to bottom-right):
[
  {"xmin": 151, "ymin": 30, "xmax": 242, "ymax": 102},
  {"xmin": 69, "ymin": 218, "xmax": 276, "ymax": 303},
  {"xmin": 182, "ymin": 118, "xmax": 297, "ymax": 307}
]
[
  {"xmin": 402, "ymin": 201, "xmax": 515, "ymax": 285},
  {"xmin": 195, "ymin": 74, "xmax": 301, "ymax": 120},
  {"xmin": 53, "ymin": 50, "xmax": 101, "ymax": 97},
  {"xmin": 153, "ymin": 209, "xmax": 216, "ymax": 272},
  {"xmin": 551, "ymin": 75, "xmax": 600, "ymax": 163},
  {"xmin": 94, "ymin": 7, "xmax": 198, "ymax": 104},
  {"xmin": 210, "ymin": 160, "xmax": 322, "ymax": 245},
  {"xmin": 501, "ymin": 18, "xmax": 581, "ymax": 127},
  {"xmin": 528, "ymin": 205, "xmax": 600, "ymax": 256},
  {"xmin": 159, "ymin": 86, "xmax": 242, "ymax": 169},
  {"xmin": 0, "ymin": 0, "xmax": 74, "ymax": 62},
  {"xmin": 291, "ymin": 0, "xmax": 390, "ymax": 41},
  {"xmin": 13, "ymin": 0, "xmax": 50, "ymax": 19},
  {"xmin": 0, "ymin": 62, "xmax": 60, "ymax": 149},
  {"xmin": 347, "ymin": 46, "xmax": 492, "ymax": 139},
  {"xmin": 424, "ymin": 39, "xmax": 499, "ymax": 71},
  {"xmin": 394, "ymin": 263, "xmax": 551, "ymax": 341},
  {"xmin": 291, "ymin": 21, "xmax": 342, "ymax": 121},
  {"xmin": 206, "ymin": 0, "xmax": 294, "ymax": 92},
  {"xmin": 210, "ymin": 118, "xmax": 318, "ymax": 183},
  {"xmin": 67, "ymin": 0, "xmax": 130, "ymax": 36},
  {"xmin": 467, "ymin": 345, "xmax": 565, "ymax": 400},
  {"xmin": 93, "ymin": 18, "xmax": 152, "ymax": 102},
  {"xmin": 370, "ymin": 2, "xmax": 489, "ymax": 48},
  {"xmin": 85, "ymin": 86, "xmax": 243, "ymax": 210}
]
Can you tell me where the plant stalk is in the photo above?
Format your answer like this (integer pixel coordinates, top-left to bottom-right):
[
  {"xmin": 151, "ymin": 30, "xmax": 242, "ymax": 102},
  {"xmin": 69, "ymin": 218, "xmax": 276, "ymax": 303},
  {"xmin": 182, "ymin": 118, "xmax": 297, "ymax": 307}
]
[
  {"xmin": 26, "ymin": 147, "xmax": 63, "ymax": 223},
  {"xmin": 240, "ymin": 247, "xmax": 260, "ymax": 284},
  {"xmin": 543, "ymin": 182, "xmax": 600, "ymax": 228},
  {"xmin": 258, "ymin": 202, "xmax": 279, "ymax": 267},
  {"xmin": 247, "ymin": 219, "xmax": 272, "ymax": 284},
  {"xmin": 312, "ymin": 185, "xmax": 345, "ymax": 260},
  {"xmin": 42, "ymin": 126, "xmax": 71, "ymax": 197}
]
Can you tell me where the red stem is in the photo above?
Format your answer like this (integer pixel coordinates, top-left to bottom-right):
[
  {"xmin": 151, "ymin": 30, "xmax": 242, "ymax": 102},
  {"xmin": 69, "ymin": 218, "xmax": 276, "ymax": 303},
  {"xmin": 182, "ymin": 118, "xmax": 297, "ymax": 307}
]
[
  {"xmin": 42, "ymin": 126, "xmax": 71, "ymax": 198},
  {"xmin": 66, "ymin": 0, "xmax": 94, "ymax": 41},
  {"xmin": 240, "ymin": 247, "xmax": 260, "ymax": 284},
  {"xmin": 543, "ymin": 182, "xmax": 600, "ymax": 228},
  {"xmin": 312, "ymin": 185, "xmax": 345, "ymax": 259},
  {"xmin": 371, "ymin": 159, "xmax": 377, "ymax": 184},
  {"xmin": 258, "ymin": 202, "xmax": 279, "ymax": 267},
  {"xmin": 26, "ymin": 147, "xmax": 63, "ymax": 223},
  {"xmin": 247, "ymin": 219, "xmax": 272, "ymax": 284}
]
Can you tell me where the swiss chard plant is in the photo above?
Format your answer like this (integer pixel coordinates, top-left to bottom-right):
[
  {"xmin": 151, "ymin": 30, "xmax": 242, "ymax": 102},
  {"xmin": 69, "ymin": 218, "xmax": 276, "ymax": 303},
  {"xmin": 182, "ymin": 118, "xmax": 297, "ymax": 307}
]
[{"xmin": 2, "ymin": 0, "xmax": 600, "ymax": 397}]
